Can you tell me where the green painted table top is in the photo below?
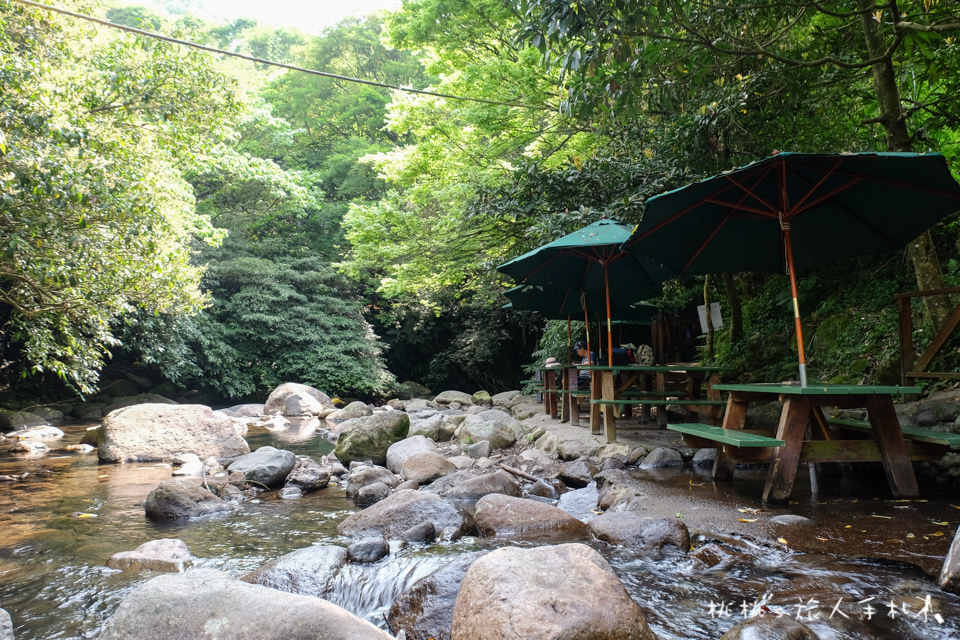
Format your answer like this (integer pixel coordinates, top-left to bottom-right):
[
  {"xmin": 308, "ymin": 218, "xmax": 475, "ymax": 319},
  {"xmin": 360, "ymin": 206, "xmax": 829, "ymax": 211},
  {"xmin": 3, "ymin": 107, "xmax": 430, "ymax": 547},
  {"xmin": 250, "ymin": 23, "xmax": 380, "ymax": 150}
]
[
  {"xmin": 712, "ymin": 382, "xmax": 922, "ymax": 395},
  {"xmin": 575, "ymin": 364, "xmax": 733, "ymax": 372}
]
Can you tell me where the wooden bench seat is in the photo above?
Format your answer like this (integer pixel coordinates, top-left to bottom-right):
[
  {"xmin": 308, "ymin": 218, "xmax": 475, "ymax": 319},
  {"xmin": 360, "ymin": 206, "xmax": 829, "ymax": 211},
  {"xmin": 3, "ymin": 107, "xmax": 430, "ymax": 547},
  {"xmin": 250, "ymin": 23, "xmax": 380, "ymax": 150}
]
[
  {"xmin": 666, "ymin": 422, "xmax": 785, "ymax": 447},
  {"xmin": 827, "ymin": 417, "xmax": 960, "ymax": 447}
]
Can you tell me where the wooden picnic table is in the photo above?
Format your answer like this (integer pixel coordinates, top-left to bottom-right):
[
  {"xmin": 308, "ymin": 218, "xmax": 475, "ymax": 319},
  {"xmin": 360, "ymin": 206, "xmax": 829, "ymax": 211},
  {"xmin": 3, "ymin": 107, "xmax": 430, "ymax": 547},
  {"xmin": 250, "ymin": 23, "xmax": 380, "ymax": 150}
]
[
  {"xmin": 707, "ymin": 382, "xmax": 923, "ymax": 502},
  {"xmin": 576, "ymin": 364, "xmax": 731, "ymax": 442}
]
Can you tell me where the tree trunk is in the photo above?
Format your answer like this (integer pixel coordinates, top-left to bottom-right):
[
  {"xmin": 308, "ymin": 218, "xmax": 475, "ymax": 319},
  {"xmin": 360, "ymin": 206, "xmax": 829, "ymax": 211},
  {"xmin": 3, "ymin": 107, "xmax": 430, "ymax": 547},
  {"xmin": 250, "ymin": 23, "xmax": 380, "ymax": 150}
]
[
  {"xmin": 704, "ymin": 274, "xmax": 714, "ymax": 361},
  {"xmin": 858, "ymin": 0, "xmax": 951, "ymax": 327},
  {"xmin": 723, "ymin": 272, "xmax": 742, "ymax": 345}
]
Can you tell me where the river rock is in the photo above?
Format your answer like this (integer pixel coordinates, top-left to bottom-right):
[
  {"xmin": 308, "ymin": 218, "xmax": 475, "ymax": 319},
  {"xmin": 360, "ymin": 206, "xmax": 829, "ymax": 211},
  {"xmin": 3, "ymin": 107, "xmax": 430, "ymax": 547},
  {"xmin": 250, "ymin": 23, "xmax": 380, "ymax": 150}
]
[
  {"xmin": 450, "ymin": 543, "xmax": 656, "ymax": 640},
  {"xmin": 334, "ymin": 412, "xmax": 410, "ymax": 466},
  {"xmin": 466, "ymin": 440, "xmax": 491, "ymax": 459},
  {"xmin": 244, "ymin": 545, "xmax": 348, "ymax": 597},
  {"xmin": 458, "ymin": 409, "xmax": 521, "ymax": 450},
  {"xmin": 143, "ymin": 479, "xmax": 235, "ymax": 521},
  {"xmin": 638, "ymin": 446, "xmax": 683, "ymax": 468},
  {"xmin": 107, "ymin": 538, "xmax": 194, "ymax": 573},
  {"xmin": 0, "ymin": 408, "xmax": 48, "ymax": 432},
  {"xmin": 401, "ymin": 521, "xmax": 436, "ymax": 543},
  {"xmin": 345, "ymin": 465, "xmax": 401, "ymax": 500},
  {"xmin": 222, "ymin": 403, "xmax": 265, "ymax": 417},
  {"xmin": 6, "ymin": 424, "xmax": 64, "ymax": 440},
  {"xmin": 227, "ymin": 446, "xmax": 297, "ymax": 488},
  {"xmin": 939, "ymin": 524, "xmax": 960, "ymax": 593},
  {"xmin": 471, "ymin": 390, "xmax": 492, "ymax": 406},
  {"xmin": 719, "ymin": 614, "xmax": 820, "ymax": 639},
  {"xmin": 99, "ymin": 568, "xmax": 392, "ymax": 640},
  {"xmin": 0, "ymin": 607, "xmax": 11, "ymax": 640},
  {"xmin": 103, "ymin": 393, "xmax": 176, "ymax": 414},
  {"xmin": 8, "ymin": 440, "xmax": 49, "ymax": 455},
  {"xmin": 472, "ymin": 494, "xmax": 588, "ymax": 540},
  {"xmin": 559, "ymin": 458, "xmax": 599, "ymax": 488},
  {"xmin": 442, "ymin": 470, "xmax": 522, "ymax": 502},
  {"xmin": 399, "ymin": 380, "xmax": 432, "ymax": 399},
  {"xmin": 356, "ymin": 482, "xmax": 392, "ymax": 507},
  {"xmin": 386, "ymin": 435, "xmax": 438, "ymax": 473},
  {"xmin": 285, "ymin": 457, "xmax": 330, "ymax": 492},
  {"xmin": 337, "ymin": 489, "xmax": 469, "ymax": 539},
  {"xmin": 264, "ymin": 382, "xmax": 332, "ymax": 417},
  {"xmin": 98, "ymin": 403, "xmax": 249, "ymax": 463},
  {"xmin": 408, "ymin": 412, "xmax": 452, "ymax": 441},
  {"xmin": 434, "ymin": 390, "xmax": 473, "ymax": 406},
  {"xmin": 401, "ymin": 451, "xmax": 456, "ymax": 485},
  {"xmin": 326, "ymin": 401, "xmax": 373, "ymax": 424},
  {"xmin": 347, "ymin": 537, "xmax": 390, "ymax": 563},
  {"xmin": 31, "ymin": 405, "xmax": 65, "ymax": 425},
  {"xmin": 388, "ymin": 551, "xmax": 488, "ymax": 640},
  {"xmin": 589, "ymin": 512, "xmax": 691, "ymax": 552}
]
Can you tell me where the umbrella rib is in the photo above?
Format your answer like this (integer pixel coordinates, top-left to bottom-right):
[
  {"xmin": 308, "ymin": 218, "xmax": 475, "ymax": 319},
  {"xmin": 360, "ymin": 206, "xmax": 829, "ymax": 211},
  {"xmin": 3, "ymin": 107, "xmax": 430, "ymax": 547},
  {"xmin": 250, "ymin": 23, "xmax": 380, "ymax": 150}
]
[
  {"xmin": 684, "ymin": 216, "xmax": 731, "ymax": 272},
  {"xmin": 784, "ymin": 157, "xmax": 846, "ymax": 215}
]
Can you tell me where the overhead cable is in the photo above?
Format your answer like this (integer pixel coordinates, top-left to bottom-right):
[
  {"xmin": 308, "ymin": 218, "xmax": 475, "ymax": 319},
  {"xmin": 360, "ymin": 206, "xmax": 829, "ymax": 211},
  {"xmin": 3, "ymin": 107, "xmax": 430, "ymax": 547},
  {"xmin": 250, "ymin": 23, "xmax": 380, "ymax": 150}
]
[{"xmin": 11, "ymin": 0, "xmax": 547, "ymax": 111}]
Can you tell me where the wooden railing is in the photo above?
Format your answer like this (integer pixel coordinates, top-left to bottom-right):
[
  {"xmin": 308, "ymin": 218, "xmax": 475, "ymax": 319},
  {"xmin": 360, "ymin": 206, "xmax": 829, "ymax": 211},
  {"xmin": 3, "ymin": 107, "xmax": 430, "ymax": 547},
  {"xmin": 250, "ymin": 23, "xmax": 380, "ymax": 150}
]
[{"xmin": 896, "ymin": 286, "xmax": 960, "ymax": 385}]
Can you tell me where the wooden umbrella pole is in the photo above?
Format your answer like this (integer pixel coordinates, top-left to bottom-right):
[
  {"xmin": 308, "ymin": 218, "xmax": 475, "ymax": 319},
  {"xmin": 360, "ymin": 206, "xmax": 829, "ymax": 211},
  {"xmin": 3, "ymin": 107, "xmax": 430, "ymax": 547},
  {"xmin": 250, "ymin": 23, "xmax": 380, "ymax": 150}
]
[
  {"xmin": 581, "ymin": 292, "xmax": 592, "ymax": 363},
  {"xmin": 604, "ymin": 260, "xmax": 614, "ymax": 366},
  {"xmin": 782, "ymin": 224, "xmax": 808, "ymax": 386}
]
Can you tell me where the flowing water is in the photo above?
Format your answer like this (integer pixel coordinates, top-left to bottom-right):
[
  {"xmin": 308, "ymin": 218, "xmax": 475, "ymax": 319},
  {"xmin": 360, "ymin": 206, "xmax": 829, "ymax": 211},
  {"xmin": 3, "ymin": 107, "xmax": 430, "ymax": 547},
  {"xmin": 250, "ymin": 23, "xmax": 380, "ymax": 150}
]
[{"xmin": 1, "ymin": 422, "xmax": 959, "ymax": 639}]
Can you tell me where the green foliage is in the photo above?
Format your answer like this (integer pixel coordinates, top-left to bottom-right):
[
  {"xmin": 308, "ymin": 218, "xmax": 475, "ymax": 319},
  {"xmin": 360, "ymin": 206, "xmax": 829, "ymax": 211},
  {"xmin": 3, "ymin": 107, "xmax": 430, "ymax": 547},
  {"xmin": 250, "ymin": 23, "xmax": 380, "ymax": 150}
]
[{"xmin": 0, "ymin": 1, "xmax": 237, "ymax": 393}]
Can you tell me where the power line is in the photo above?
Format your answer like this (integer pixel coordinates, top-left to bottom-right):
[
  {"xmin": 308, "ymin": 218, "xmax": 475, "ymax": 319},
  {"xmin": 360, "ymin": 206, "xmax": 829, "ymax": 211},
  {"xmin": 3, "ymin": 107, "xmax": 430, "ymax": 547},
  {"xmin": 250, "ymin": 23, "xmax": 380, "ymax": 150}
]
[{"xmin": 11, "ymin": 0, "xmax": 549, "ymax": 111}]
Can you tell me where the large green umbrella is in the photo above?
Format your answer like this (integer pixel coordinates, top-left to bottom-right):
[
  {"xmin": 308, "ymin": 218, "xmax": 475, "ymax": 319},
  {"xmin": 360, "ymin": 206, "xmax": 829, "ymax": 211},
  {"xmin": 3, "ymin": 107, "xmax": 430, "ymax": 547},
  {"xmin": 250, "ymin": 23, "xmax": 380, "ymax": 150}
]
[
  {"xmin": 498, "ymin": 219, "xmax": 674, "ymax": 365},
  {"xmin": 623, "ymin": 151, "xmax": 960, "ymax": 385}
]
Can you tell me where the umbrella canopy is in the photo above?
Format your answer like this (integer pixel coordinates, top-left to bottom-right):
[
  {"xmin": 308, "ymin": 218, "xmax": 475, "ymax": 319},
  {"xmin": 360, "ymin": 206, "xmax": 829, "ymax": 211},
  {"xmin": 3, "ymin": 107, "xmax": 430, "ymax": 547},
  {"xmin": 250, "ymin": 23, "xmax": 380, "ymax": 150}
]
[
  {"xmin": 623, "ymin": 151, "xmax": 960, "ymax": 385},
  {"xmin": 498, "ymin": 218, "xmax": 674, "ymax": 365},
  {"xmin": 502, "ymin": 284, "xmax": 658, "ymax": 323}
]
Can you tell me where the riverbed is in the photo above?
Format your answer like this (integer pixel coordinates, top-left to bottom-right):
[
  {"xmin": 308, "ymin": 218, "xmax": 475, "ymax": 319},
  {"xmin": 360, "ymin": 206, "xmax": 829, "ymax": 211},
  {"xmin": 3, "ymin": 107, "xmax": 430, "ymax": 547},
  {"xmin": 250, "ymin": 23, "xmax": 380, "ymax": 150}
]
[{"xmin": 1, "ymin": 421, "xmax": 959, "ymax": 639}]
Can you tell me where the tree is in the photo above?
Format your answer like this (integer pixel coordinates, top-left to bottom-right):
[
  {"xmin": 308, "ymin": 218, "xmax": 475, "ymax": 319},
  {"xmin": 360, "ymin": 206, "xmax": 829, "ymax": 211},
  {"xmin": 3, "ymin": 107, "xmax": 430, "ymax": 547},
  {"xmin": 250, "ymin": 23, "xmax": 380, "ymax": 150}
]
[
  {"xmin": 515, "ymin": 0, "xmax": 960, "ymax": 323},
  {"xmin": 0, "ymin": 0, "xmax": 240, "ymax": 394}
]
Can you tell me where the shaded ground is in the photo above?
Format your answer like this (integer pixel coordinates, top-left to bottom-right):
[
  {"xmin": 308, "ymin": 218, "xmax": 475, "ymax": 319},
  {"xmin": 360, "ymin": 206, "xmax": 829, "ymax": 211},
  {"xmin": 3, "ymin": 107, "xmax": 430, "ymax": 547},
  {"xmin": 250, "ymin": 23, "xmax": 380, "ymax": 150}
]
[{"xmin": 523, "ymin": 411, "xmax": 959, "ymax": 578}]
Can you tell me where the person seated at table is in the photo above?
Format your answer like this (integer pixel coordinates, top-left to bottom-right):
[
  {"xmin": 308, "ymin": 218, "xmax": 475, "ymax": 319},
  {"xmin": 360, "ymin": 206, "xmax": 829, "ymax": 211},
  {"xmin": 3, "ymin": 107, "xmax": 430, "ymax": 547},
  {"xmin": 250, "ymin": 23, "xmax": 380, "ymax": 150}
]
[{"xmin": 573, "ymin": 340, "xmax": 595, "ymax": 389}]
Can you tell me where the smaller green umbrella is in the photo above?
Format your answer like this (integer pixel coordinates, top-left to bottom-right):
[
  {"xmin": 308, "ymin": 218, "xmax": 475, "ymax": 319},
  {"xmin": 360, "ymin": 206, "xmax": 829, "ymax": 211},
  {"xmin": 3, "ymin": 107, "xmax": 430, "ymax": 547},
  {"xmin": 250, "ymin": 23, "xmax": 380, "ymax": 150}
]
[
  {"xmin": 502, "ymin": 284, "xmax": 658, "ymax": 323},
  {"xmin": 498, "ymin": 219, "xmax": 674, "ymax": 365}
]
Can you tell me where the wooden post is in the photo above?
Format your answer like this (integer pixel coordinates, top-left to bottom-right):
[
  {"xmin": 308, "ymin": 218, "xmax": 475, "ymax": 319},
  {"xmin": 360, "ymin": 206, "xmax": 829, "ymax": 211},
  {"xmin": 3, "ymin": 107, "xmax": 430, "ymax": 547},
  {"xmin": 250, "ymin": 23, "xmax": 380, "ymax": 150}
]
[{"xmin": 897, "ymin": 296, "xmax": 913, "ymax": 387}]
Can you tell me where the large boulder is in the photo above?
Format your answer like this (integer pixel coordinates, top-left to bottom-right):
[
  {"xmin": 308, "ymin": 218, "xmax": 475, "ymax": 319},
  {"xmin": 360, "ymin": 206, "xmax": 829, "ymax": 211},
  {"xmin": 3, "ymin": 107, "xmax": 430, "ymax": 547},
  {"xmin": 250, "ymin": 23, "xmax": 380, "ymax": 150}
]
[
  {"xmin": 107, "ymin": 538, "xmax": 194, "ymax": 573},
  {"xmin": 99, "ymin": 568, "xmax": 393, "ymax": 640},
  {"xmin": 472, "ymin": 494, "xmax": 588, "ymax": 540},
  {"xmin": 243, "ymin": 545, "xmax": 348, "ymax": 598},
  {"xmin": 450, "ymin": 544, "xmax": 657, "ymax": 640},
  {"xmin": 98, "ymin": 404, "xmax": 249, "ymax": 463},
  {"xmin": 337, "ymin": 489, "xmax": 469, "ymax": 539},
  {"xmin": 326, "ymin": 401, "xmax": 373, "ymax": 424},
  {"xmin": 434, "ymin": 391, "xmax": 473, "ymax": 406},
  {"xmin": 264, "ymin": 383, "xmax": 333, "ymax": 417},
  {"xmin": 401, "ymin": 452, "xmax": 457, "ymax": 485},
  {"xmin": 227, "ymin": 446, "xmax": 297, "ymax": 489},
  {"xmin": 0, "ymin": 408, "xmax": 48, "ymax": 432},
  {"xmin": 143, "ymin": 479, "xmax": 235, "ymax": 521},
  {"xmin": 6, "ymin": 424, "xmax": 64, "ymax": 441},
  {"xmin": 588, "ymin": 513, "xmax": 691, "ymax": 552},
  {"xmin": 441, "ymin": 470, "xmax": 522, "ymax": 502},
  {"xmin": 334, "ymin": 412, "xmax": 410, "ymax": 466},
  {"xmin": 387, "ymin": 551, "xmax": 489, "ymax": 640},
  {"xmin": 458, "ymin": 410, "xmax": 522, "ymax": 450},
  {"xmin": 386, "ymin": 435, "xmax": 437, "ymax": 474}
]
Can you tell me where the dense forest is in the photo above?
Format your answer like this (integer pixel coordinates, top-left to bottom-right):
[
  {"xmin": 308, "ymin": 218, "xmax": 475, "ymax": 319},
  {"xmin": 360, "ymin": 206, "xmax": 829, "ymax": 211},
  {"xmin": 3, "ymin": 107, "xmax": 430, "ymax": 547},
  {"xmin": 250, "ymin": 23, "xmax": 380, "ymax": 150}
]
[{"xmin": 2, "ymin": 0, "xmax": 960, "ymax": 407}]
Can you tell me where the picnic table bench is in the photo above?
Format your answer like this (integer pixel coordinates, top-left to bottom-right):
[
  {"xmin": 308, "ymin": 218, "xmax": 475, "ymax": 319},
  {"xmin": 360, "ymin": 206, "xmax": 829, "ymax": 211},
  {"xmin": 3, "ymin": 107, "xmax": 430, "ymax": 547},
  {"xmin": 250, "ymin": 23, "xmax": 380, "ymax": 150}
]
[{"xmin": 669, "ymin": 383, "xmax": 926, "ymax": 501}]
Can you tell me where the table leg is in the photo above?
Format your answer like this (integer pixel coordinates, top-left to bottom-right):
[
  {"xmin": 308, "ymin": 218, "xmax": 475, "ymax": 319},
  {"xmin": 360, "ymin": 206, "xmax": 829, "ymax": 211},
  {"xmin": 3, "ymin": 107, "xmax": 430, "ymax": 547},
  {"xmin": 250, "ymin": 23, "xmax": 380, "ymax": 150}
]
[
  {"xmin": 641, "ymin": 373, "xmax": 652, "ymax": 422},
  {"xmin": 866, "ymin": 396, "xmax": 919, "ymax": 498},
  {"xmin": 590, "ymin": 370, "xmax": 603, "ymax": 435},
  {"xmin": 601, "ymin": 371, "xmax": 617, "ymax": 442},
  {"xmin": 655, "ymin": 372, "xmax": 667, "ymax": 427},
  {"xmin": 714, "ymin": 395, "xmax": 747, "ymax": 481},
  {"xmin": 763, "ymin": 396, "xmax": 811, "ymax": 502},
  {"xmin": 544, "ymin": 369, "xmax": 557, "ymax": 418},
  {"xmin": 567, "ymin": 368, "xmax": 580, "ymax": 426}
]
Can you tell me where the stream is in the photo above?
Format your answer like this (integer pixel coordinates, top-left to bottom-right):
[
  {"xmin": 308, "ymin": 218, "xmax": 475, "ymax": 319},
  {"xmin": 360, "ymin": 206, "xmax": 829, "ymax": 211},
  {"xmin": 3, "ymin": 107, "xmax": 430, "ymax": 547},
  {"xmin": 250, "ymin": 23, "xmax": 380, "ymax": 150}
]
[{"xmin": 1, "ymin": 422, "xmax": 959, "ymax": 639}]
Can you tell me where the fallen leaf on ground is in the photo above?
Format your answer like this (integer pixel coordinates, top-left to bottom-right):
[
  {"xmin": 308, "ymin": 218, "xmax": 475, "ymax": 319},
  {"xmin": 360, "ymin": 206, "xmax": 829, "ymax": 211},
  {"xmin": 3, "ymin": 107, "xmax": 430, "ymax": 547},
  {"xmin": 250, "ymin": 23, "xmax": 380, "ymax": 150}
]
[{"xmin": 738, "ymin": 518, "xmax": 758, "ymax": 523}]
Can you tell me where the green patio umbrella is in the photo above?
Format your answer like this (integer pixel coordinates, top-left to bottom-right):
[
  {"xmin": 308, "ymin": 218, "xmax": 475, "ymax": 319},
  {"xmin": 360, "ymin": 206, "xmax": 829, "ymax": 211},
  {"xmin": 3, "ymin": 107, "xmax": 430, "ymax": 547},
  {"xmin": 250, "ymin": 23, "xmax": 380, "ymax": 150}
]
[
  {"xmin": 497, "ymin": 219, "xmax": 674, "ymax": 365},
  {"xmin": 623, "ymin": 151, "xmax": 960, "ymax": 386}
]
